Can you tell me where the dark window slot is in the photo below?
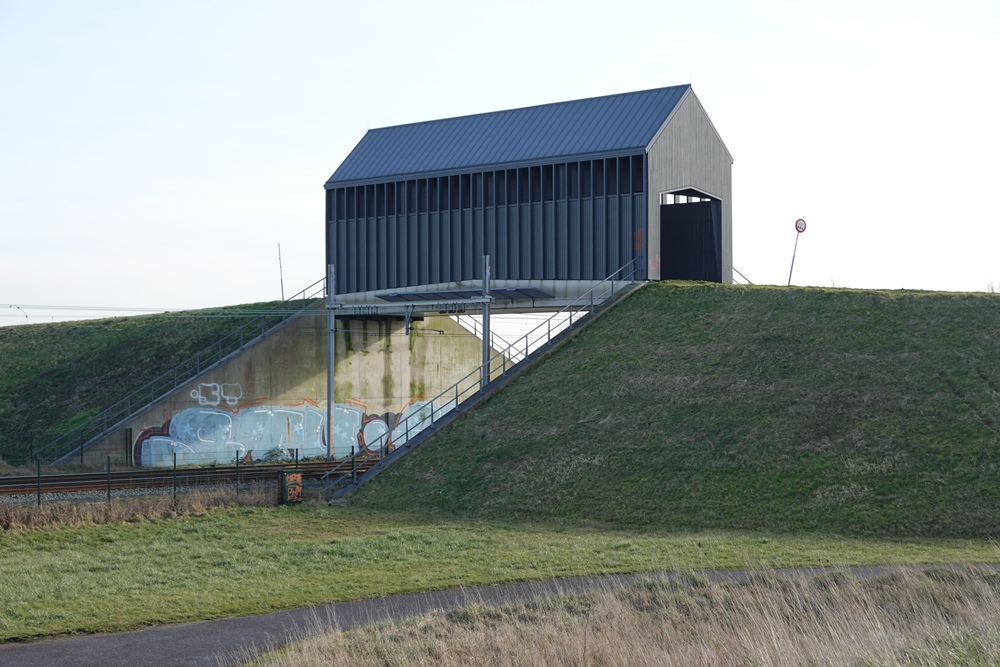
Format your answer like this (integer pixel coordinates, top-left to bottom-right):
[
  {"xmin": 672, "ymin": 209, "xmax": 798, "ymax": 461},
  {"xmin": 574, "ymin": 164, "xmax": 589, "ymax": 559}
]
[
  {"xmin": 530, "ymin": 166, "xmax": 541, "ymax": 203},
  {"xmin": 496, "ymin": 170, "xmax": 506, "ymax": 206},
  {"xmin": 473, "ymin": 173, "xmax": 483, "ymax": 208},
  {"xmin": 451, "ymin": 175, "xmax": 461, "ymax": 209},
  {"xmin": 484, "ymin": 172, "xmax": 494, "ymax": 207},
  {"xmin": 632, "ymin": 155, "xmax": 644, "ymax": 193},
  {"xmin": 618, "ymin": 157, "xmax": 630, "ymax": 195}
]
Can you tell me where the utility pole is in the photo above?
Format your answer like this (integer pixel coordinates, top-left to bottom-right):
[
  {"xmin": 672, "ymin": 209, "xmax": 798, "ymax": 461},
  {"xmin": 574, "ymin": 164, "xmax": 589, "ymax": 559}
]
[
  {"xmin": 326, "ymin": 263, "xmax": 337, "ymax": 460},
  {"xmin": 278, "ymin": 243, "xmax": 286, "ymax": 301},
  {"xmin": 481, "ymin": 255, "xmax": 491, "ymax": 390}
]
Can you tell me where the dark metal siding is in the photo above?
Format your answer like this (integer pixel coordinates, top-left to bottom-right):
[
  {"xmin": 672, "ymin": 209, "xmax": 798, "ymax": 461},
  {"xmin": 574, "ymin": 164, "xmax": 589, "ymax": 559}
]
[{"xmin": 327, "ymin": 155, "xmax": 647, "ymax": 295}]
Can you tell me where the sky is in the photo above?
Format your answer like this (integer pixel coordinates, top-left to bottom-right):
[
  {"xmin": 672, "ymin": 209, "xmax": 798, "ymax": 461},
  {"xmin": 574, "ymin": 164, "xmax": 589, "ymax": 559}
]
[{"xmin": 1, "ymin": 0, "xmax": 998, "ymax": 325}]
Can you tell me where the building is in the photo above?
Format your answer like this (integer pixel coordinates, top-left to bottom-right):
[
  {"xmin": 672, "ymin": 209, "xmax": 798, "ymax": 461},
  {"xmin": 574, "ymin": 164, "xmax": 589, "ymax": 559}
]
[{"xmin": 325, "ymin": 84, "xmax": 732, "ymax": 306}]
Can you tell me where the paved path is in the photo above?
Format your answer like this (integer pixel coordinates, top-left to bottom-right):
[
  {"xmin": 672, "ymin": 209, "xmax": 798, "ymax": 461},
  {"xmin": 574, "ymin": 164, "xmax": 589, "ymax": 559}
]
[{"xmin": 2, "ymin": 565, "xmax": 996, "ymax": 667}]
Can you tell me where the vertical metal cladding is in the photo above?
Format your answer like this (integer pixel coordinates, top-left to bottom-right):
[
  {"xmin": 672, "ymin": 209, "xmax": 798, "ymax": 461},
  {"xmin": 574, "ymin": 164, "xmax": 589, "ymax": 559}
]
[{"xmin": 327, "ymin": 154, "xmax": 648, "ymax": 294}]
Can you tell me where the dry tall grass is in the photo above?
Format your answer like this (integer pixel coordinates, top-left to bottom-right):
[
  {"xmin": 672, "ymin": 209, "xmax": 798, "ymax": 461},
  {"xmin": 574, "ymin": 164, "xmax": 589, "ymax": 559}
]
[
  {"xmin": 0, "ymin": 485, "xmax": 278, "ymax": 531},
  {"xmin": 248, "ymin": 567, "xmax": 1000, "ymax": 667}
]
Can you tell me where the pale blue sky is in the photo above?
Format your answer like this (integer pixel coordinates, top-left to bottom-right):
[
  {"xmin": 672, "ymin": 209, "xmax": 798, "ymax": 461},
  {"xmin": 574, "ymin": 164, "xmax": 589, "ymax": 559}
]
[{"xmin": 1, "ymin": 0, "xmax": 998, "ymax": 323}]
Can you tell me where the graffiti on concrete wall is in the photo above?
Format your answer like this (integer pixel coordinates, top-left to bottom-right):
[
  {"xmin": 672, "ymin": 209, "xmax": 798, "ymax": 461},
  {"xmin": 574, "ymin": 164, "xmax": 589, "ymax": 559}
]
[
  {"xmin": 133, "ymin": 382, "xmax": 453, "ymax": 467},
  {"xmin": 190, "ymin": 382, "xmax": 243, "ymax": 407}
]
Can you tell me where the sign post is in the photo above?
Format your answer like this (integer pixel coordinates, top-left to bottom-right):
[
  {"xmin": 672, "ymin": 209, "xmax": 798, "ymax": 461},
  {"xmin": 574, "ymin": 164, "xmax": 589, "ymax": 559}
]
[{"xmin": 788, "ymin": 219, "xmax": 806, "ymax": 286}]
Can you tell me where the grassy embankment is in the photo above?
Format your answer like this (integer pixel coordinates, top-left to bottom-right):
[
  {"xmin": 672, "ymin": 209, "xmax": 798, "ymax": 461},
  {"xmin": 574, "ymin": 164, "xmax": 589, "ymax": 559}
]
[
  {"xmin": 2, "ymin": 282, "xmax": 1000, "ymax": 644},
  {"xmin": 354, "ymin": 282, "xmax": 1000, "ymax": 538},
  {"xmin": 0, "ymin": 301, "xmax": 296, "ymax": 463}
]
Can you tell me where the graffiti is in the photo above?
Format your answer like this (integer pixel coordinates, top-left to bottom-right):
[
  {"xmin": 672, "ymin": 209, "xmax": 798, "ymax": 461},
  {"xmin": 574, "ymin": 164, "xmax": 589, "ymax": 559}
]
[
  {"xmin": 134, "ymin": 397, "xmax": 455, "ymax": 467},
  {"xmin": 135, "ymin": 402, "xmax": 325, "ymax": 467},
  {"xmin": 280, "ymin": 471, "xmax": 304, "ymax": 504},
  {"xmin": 190, "ymin": 382, "xmax": 242, "ymax": 407}
]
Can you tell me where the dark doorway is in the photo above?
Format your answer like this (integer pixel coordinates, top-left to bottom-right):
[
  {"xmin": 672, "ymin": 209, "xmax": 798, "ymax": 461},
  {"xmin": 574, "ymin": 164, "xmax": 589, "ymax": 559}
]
[{"xmin": 660, "ymin": 198, "xmax": 721, "ymax": 282}]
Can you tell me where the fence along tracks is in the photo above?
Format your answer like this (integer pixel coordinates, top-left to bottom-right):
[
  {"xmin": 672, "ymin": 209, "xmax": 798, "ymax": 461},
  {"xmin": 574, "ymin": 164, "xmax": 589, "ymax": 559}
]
[{"xmin": 0, "ymin": 460, "xmax": 378, "ymax": 497}]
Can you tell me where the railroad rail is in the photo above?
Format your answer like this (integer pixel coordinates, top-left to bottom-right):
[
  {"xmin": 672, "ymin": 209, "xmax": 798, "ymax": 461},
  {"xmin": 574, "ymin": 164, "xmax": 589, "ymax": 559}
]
[{"xmin": 0, "ymin": 460, "xmax": 379, "ymax": 497}]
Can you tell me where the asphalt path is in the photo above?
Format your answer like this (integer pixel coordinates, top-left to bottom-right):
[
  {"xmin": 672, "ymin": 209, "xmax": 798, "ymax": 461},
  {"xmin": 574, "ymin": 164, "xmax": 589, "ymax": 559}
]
[{"xmin": 2, "ymin": 564, "xmax": 998, "ymax": 667}]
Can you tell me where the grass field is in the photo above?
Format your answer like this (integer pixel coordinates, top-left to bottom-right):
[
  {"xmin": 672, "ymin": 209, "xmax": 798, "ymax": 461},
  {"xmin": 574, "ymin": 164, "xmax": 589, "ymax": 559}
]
[
  {"xmin": 1, "ymin": 502, "xmax": 997, "ymax": 642},
  {"xmin": 352, "ymin": 283, "xmax": 1000, "ymax": 538}
]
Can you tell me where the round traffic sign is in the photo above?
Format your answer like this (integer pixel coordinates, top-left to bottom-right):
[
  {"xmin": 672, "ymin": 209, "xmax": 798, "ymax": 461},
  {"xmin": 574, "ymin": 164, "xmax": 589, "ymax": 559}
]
[{"xmin": 795, "ymin": 219, "xmax": 806, "ymax": 233}]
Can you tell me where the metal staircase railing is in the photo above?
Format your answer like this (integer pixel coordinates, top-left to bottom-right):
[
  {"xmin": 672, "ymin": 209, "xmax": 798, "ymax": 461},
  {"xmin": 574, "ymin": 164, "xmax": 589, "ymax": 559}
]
[
  {"xmin": 322, "ymin": 258, "xmax": 641, "ymax": 495},
  {"xmin": 34, "ymin": 278, "xmax": 327, "ymax": 464},
  {"xmin": 452, "ymin": 315, "xmax": 519, "ymax": 357}
]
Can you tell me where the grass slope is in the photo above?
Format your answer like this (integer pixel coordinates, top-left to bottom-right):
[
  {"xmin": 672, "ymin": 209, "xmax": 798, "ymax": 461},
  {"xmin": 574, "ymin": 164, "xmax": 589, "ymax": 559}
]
[
  {"xmin": 353, "ymin": 283, "xmax": 1000, "ymax": 538},
  {"xmin": 0, "ymin": 302, "xmax": 290, "ymax": 462}
]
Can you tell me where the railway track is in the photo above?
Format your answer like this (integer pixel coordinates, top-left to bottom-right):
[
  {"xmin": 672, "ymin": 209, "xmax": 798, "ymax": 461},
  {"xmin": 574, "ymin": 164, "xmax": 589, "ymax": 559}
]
[{"xmin": 0, "ymin": 459, "xmax": 380, "ymax": 496}]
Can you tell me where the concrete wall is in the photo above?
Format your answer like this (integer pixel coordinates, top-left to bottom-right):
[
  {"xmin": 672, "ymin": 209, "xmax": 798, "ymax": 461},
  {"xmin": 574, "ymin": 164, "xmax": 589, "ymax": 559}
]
[{"xmin": 84, "ymin": 311, "xmax": 491, "ymax": 466}]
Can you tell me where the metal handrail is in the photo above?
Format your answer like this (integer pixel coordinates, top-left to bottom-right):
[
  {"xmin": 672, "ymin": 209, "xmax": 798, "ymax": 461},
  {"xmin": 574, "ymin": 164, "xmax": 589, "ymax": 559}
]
[
  {"xmin": 452, "ymin": 315, "xmax": 518, "ymax": 356},
  {"xmin": 323, "ymin": 258, "xmax": 641, "ymax": 491},
  {"xmin": 34, "ymin": 278, "xmax": 327, "ymax": 464}
]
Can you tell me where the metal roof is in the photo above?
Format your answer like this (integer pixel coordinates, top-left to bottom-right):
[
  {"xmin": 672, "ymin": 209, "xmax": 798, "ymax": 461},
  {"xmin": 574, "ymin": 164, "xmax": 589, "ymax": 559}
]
[{"xmin": 326, "ymin": 85, "xmax": 690, "ymax": 187}]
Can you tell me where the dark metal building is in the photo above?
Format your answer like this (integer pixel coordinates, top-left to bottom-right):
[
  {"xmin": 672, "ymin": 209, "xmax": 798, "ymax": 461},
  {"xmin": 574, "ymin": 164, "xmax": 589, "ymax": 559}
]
[{"xmin": 325, "ymin": 85, "xmax": 732, "ymax": 303}]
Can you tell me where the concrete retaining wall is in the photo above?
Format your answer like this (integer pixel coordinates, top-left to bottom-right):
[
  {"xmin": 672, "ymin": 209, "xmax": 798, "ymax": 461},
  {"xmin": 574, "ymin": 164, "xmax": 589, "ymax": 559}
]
[{"xmin": 83, "ymin": 311, "xmax": 490, "ymax": 467}]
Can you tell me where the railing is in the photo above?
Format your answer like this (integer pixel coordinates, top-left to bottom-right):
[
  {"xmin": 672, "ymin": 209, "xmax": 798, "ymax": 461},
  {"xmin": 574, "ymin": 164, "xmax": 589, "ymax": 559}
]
[
  {"xmin": 452, "ymin": 315, "xmax": 518, "ymax": 357},
  {"xmin": 323, "ymin": 258, "xmax": 641, "ymax": 494},
  {"xmin": 33, "ymin": 278, "xmax": 327, "ymax": 464},
  {"xmin": 453, "ymin": 312, "xmax": 585, "ymax": 365}
]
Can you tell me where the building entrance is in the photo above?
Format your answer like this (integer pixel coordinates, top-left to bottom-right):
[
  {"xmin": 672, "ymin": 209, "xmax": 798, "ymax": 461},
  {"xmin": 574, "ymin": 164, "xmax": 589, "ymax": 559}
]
[{"xmin": 659, "ymin": 193, "xmax": 722, "ymax": 282}]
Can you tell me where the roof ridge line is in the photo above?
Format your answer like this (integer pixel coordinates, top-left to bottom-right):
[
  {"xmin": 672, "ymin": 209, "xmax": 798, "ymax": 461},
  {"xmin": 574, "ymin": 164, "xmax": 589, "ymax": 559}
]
[{"xmin": 364, "ymin": 84, "xmax": 692, "ymax": 133}]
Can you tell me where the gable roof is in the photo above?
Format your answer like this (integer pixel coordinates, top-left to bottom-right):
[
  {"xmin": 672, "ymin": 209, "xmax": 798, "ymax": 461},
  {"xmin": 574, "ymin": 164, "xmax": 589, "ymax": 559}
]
[{"xmin": 325, "ymin": 85, "xmax": 690, "ymax": 187}]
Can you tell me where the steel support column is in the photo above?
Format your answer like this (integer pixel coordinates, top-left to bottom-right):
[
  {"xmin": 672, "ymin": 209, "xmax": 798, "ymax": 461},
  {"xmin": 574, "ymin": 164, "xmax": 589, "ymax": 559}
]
[
  {"xmin": 481, "ymin": 255, "xmax": 491, "ymax": 389},
  {"xmin": 326, "ymin": 263, "xmax": 337, "ymax": 461}
]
